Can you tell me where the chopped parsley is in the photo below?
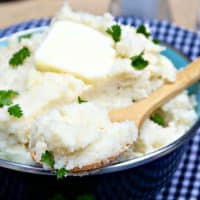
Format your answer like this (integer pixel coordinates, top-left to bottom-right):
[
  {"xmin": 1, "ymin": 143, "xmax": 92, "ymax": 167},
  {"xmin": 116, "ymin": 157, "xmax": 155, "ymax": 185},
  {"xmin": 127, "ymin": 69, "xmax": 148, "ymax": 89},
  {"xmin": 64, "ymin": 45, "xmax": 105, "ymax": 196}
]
[
  {"xmin": 0, "ymin": 90, "xmax": 23, "ymax": 118},
  {"xmin": 136, "ymin": 24, "xmax": 150, "ymax": 38},
  {"xmin": 8, "ymin": 104, "xmax": 23, "ymax": 118},
  {"xmin": 106, "ymin": 24, "xmax": 121, "ymax": 42},
  {"xmin": 18, "ymin": 33, "xmax": 33, "ymax": 42},
  {"xmin": 153, "ymin": 38, "xmax": 160, "ymax": 44},
  {"xmin": 78, "ymin": 96, "xmax": 88, "ymax": 104},
  {"xmin": 56, "ymin": 168, "xmax": 68, "ymax": 179},
  {"xmin": 131, "ymin": 52, "xmax": 149, "ymax": 70},
  {"xmin": 151, "ymin": 113, "xmax": 165, "ymax": 126},
  {"xmin": 9, "ymin": 46, "xmax": 31, "ymax": 68},
  {"xmin": 0, "ymin": 90, "xmax": 19, "ymax": 107},
  {"xmin": 41, "ymin": 150, "xmax": 55, "ymax": 168}
]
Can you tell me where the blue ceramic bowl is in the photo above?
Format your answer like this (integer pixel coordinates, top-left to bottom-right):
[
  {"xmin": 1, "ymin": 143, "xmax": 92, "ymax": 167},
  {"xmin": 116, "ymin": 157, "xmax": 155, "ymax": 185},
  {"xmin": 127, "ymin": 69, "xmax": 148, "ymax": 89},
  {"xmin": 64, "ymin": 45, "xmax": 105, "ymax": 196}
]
[{"xmin": 0, "ymin": 19, "xmax": 199, "ymax": 200}]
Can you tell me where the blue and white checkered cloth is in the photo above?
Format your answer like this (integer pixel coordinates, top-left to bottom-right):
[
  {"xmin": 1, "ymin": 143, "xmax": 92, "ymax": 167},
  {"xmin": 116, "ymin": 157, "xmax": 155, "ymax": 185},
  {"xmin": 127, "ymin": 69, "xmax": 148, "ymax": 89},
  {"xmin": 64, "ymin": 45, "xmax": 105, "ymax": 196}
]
[{"xmin": 0, "ymin": 17, "xmax": 200, "ymax": 200}]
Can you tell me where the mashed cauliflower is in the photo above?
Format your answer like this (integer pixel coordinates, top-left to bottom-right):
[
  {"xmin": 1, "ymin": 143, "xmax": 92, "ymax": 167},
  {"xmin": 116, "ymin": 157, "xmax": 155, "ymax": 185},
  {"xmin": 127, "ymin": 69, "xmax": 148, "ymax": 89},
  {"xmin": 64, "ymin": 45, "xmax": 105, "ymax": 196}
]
[{"xmin": 0, "ymin": 3, "xmax": 197, "ymax": 173}]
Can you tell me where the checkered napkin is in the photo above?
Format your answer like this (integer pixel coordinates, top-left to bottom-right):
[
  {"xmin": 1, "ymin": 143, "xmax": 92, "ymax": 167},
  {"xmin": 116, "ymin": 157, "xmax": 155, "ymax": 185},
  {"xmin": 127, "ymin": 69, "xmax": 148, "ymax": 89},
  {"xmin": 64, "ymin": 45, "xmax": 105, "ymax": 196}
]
[{"xmin": 0, "ymin": 17, "xmax": 200, "ymax": 200}]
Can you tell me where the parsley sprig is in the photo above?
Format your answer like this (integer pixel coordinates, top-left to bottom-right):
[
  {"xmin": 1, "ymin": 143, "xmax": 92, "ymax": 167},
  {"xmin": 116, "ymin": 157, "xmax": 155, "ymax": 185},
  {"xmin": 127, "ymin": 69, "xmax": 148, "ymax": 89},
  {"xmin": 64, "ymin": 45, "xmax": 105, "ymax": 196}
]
[
  {"xmin": 56, "ymin": 168, "xmax": 68, "ymax": 179},
  {"xmin": 152, "ymin": 38, "xmax": 160, "ymax": 44},
  {"xmin": 78, "ymin": 96, "xmax": 88, "ymax": 104},
  {"xmin": 41, "ymin": 151, "xmax": 69, "ymax": 179},
  {"xmin": 0, "ymin": 90, "xmax": 19, "ymax": 107},
  {"xmin": 0, "ymin": 90, "xmax": 23, "ymax": 118},
  {"xmin": 136, "ymin": 24, "xmax": 150, "ymax": 38},
  {"xmin": 41, "ymin": 150, "xmax": 55, "ymax": 168},
  {"xmin": 8, "ymin": 104, "xmax": 23, "ymax": 118},
  {"xmin": 106, "ymin": 24, "xmax": 121, "ymax": 42},
  {"xmin": 9, "ymin": 46, "xmax": 31, "ymax": 68},
  {"xmin": 131, "ymin": 52, "xmax": 149, "ymax": 70},
  {"xmin": 151, "ymin": 113, "xmax": 165, "ymax": 126}
]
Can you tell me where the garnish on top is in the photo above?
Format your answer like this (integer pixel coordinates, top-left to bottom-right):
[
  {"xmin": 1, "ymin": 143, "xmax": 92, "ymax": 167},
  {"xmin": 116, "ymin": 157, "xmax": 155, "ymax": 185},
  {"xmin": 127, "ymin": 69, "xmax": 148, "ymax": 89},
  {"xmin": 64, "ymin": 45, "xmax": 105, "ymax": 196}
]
[
  {"xmin": 152, "ymin": 38, "xmax": 160, "ymax": 44},
  {"xmin": 0, "ymin": 90, "xmax": 23, "ymax": 118},
  {"xmin": 136, "ymin": 24, "xmax": 161, "ymax": 45},
  {"xmin": 41, "ymin": 151, "xmax": 68, "ymax": 179},
  {"xmin": 106, "ymin": 24, "xmax": 121, "ymax": 42},
  {"xmin": 0, "ymin": 90, "xmax": 18, "ymax": 107},
  {"xmin": 136, "ymin": 24, "xmax": 151, "ymax": 38},
  {"xmin": 8, "ymin": 104, "xmax": 23, "ymax": 118},
  {"xmin": 131, "ymin": 52, "xmax": 149, "ymax": 70},
  {"xmin": 151, "ymin": 112, "xmax": 165, "ymax": 126},
  {"xmin": 56, "ymin": 168, "xmax": 68, "ymax": 179},
  {"xmin": 78, "ymin": 96, "xmax": 88, "ymax": 104},
  {"xmin": 9, "ymin": 46, "xmax": 31, "ymax": 68},
  {"xmin": 41, "ymin": 150, "xmax": 55, "ymax": 168}
]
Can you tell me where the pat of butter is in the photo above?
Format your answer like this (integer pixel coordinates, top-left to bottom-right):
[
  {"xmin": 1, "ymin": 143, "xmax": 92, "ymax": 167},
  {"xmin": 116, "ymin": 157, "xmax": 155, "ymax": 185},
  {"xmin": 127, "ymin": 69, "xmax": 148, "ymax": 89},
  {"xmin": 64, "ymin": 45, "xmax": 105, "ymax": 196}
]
[{"xmin": 35, "ymin": 21, "xmax": 115, "ymax": 81}]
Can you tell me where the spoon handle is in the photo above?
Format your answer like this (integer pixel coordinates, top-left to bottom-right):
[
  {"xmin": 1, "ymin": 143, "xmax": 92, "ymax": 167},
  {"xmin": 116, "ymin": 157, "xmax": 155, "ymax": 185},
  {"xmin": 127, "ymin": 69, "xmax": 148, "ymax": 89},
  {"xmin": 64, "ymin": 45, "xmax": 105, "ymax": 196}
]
[{"xmin": 109, "ymin": 58, "xmax": 200, "ymax": 127}]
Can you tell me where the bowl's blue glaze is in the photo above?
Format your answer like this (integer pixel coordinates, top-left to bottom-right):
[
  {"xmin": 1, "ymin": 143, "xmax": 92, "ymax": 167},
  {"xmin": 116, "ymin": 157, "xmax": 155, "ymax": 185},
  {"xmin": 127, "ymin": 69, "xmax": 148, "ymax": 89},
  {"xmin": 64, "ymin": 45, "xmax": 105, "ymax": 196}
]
[{"xmin": 162, "ymin": 47, "xmax": 189, "ymax": 68}]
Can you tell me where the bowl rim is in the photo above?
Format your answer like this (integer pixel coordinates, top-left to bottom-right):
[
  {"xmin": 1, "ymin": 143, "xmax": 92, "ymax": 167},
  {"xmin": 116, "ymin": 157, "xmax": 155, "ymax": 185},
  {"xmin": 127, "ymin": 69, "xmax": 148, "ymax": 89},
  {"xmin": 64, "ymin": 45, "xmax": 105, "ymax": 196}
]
[{"xmin": 0, "ymin": 26, "xmax": 199, "ymax": 176}]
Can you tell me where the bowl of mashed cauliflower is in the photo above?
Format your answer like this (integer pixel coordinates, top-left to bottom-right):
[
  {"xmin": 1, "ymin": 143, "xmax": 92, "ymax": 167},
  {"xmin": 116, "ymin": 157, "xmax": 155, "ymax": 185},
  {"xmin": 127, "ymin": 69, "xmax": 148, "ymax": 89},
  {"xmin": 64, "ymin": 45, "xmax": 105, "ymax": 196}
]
[{"xmin": 0, "ymin": 3, "xmax": 199, "ymax": 191}]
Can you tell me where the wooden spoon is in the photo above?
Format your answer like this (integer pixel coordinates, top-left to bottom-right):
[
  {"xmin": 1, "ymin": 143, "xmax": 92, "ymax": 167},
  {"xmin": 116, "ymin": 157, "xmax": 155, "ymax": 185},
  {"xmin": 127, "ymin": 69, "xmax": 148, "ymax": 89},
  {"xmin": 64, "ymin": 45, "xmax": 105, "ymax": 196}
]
[{"xmin": 109, "ymin": 58, "xmax": 200, "ymax": 128}]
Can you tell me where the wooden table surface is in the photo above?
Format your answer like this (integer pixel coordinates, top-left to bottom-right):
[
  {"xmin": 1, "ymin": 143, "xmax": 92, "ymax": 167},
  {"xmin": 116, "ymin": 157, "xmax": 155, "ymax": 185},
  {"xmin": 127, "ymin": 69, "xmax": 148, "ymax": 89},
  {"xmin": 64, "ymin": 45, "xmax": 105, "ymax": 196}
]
[{"xmin": 0, "ymin": 0, "xmax": 198, "ymax": 31}]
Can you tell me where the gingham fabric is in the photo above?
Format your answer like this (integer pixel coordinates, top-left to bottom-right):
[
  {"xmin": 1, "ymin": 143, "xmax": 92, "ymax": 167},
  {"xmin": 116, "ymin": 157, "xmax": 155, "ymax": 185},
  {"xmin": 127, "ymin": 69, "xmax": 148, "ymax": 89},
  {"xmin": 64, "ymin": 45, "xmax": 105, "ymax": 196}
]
[{"xmin": 0, "ymin": 17, "xmax": 200, "ymax": 200}]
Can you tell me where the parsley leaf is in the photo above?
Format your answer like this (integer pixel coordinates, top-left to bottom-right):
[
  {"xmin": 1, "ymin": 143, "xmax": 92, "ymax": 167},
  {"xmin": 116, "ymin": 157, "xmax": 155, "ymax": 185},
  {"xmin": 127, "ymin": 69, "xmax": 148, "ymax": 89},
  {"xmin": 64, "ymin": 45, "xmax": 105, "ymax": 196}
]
[
  {"xmin": 0, "ymin": 90, "xmax": 19, "ymax": 107},
  {"xmin": 9, "ymin": 46, "xmax": 31, "ymax": 68},
  {"xmin": 41, "ymin": 150, "xmax": 55, "ymax": 168},
  {"xmin": 106, "ymin": 24, "xmax": 121, "ymax": 42},
  {"xmin": 56, "ymin": 168, "xmax": 68, "ymax": 179},
  {"xmin": 136, "ymin": 24, "xmax": 150, "ymax": 38},
  {"xmin": 153, "ymin": 38, "xmax": 160, "ymax": 44},
  {"xmin": 8, "ymin": 104, "xmax": 23, "ymax": 118},
  {"xmin": 151, "ymin": 113, "xmax": 165, "ymax": 126},
  {"xmin": 5, "ymin": 90, "xmax": 18, "ymax": 98},
  {"xmin": 131, "ymin": 52, "xmax": 149, "ymax": 70},
  {"xmin": 78, "ymin": 96, "xmax": 88, "ymax": 104},
  {"xmin": 18, "ymin": 33, "xmax": 33, "ymax": 42},
  {"xmin": 76, "ymin": 194, "xmax": 95, "ymax": 200},
  {"xmin": 0, "ymin": 90, "xmax": 23, "ymax": 118}
]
